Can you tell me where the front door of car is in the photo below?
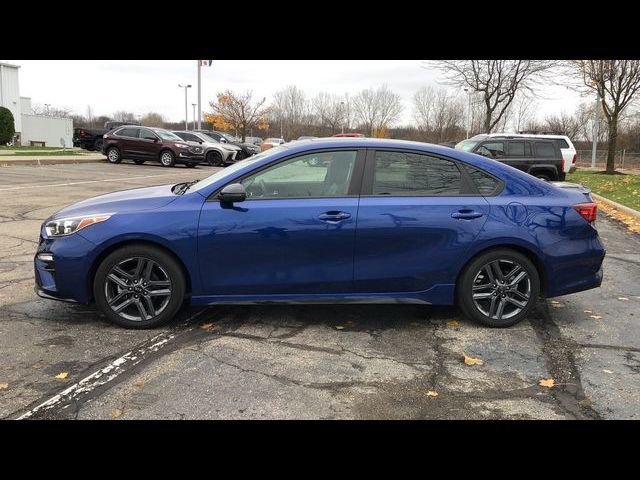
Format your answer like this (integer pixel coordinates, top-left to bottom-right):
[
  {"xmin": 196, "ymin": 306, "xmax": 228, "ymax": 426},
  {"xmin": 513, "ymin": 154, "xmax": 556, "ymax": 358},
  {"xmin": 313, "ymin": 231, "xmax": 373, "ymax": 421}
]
[
  {"xmin": 136, "ymin": 128, "xmax": 162, "ymax": 158},
  {"xmin": 197, "ymin": 149, "xmax": 365, "ymax": 296},
  {"xmin": 354, "ymin": 149, "xmax": 490, "ymax": 294}
]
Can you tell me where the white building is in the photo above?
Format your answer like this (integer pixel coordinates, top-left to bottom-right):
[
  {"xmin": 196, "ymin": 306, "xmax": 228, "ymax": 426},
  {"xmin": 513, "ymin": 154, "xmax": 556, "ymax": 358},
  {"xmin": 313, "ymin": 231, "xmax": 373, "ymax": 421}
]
[{"xmin": 0, "ymin": 62, "xmax": 73, "ymax": 147}]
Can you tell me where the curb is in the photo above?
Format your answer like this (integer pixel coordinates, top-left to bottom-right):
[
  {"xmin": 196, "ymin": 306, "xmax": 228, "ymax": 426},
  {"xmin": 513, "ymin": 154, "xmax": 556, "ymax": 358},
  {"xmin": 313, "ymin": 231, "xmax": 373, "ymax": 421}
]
[
  {"xmin": 592, "ymin": 193, "xmax": 640, "ymax": 221},
  {"xmin": 0, "ymin": 156, "xmax": 106, "ymax": 167}
]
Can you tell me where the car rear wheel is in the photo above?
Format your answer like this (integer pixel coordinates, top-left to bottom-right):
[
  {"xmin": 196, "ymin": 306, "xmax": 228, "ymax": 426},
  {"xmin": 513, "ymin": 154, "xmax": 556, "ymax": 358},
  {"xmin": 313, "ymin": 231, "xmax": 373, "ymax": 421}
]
[
  {"xmin": 106, "ymin": 147, "xmax": 121, "ymax": 164},
  {"xmin": 457, "ymin": 249, "xmax": 539, "ymax": 327},
  {"xmin": 133, "ymin": 159, "xmax": 145, "ymax": 165},
  {"xmin": 160, "ymin": 150, "xmax": 175, "ymax": 167},
  {"xmin": 206, "ymin": 151, "xmax": 223, "ymax": 166},
  {"xmin": 93, "ymin": 245, "xmax": 186, "ymax": 329},
  {"xmin": 533, "ymin": 172, "xmax": 552, "ymax": 181}
]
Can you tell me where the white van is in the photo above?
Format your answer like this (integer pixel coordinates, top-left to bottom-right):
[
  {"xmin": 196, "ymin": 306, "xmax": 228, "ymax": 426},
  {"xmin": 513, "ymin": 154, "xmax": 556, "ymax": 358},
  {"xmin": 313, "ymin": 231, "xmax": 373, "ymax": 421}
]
[{"xmin": 470, "ymin": 133, "xmax": 577, "ymax": 175}]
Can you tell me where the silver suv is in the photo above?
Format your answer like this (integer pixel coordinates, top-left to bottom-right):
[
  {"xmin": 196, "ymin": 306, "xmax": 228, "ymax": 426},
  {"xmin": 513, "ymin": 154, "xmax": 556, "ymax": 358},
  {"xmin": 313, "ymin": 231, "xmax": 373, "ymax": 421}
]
[{"xmin": 172, "ymin": 131, "xmax": 242, "ymax": 166}]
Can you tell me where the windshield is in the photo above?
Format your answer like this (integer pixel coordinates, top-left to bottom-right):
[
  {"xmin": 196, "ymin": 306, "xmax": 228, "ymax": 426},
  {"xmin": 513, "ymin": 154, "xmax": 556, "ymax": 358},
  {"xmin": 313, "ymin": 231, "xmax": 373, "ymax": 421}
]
[
  {"xmin": 220, "ymin": 132, "xmax": 236, "ymax": 142},
  {"xmin": 455, "ymin": 140, "xmax": 480, "ymax": 152},
  {"xmin": 191, "ymin": 145, "xmax": 289, "ymax": 192},
  {"xmin": 155, "ymin": 130, "xmax": 182, "ymax": 141},
  {"xmin": 198, "ymin": 133, "xmax": 219, "ymax": 143}
]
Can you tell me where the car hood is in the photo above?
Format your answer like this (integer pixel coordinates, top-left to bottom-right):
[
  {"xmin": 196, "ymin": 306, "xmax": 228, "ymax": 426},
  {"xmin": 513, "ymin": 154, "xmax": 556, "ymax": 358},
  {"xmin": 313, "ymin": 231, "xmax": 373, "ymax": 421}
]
[{"xmin": 49, "ymin": 184, "xmax": 179, "ymax": 220}]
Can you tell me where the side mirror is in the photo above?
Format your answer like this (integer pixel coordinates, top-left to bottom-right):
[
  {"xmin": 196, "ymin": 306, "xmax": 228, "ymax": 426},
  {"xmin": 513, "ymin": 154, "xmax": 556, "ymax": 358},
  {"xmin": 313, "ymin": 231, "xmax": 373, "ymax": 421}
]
[{"xmin": 218, "ymin": 183, "xmax": 246, "ymax": 203}]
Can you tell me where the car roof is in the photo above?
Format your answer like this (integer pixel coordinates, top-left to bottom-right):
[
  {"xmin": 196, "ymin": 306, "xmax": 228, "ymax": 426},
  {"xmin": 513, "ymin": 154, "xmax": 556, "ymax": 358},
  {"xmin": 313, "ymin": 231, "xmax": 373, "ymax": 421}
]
[{"xmin": 280, "ymin": 137, "xmax": 466, "ymax": 154}]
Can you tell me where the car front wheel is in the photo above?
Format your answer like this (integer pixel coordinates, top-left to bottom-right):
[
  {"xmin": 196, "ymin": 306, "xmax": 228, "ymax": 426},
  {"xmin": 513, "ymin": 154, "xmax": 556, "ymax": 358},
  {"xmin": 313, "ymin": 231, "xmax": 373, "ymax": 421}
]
[
  {"xmin": 457, "ymin": 249, "xmax": 539, "ymax": 327},
  {"xmin": 206, "ymin": 151, "xmax": 223, "ymax": 166},
  {"xmin": 160, "ymin": 150, "xmax": 175, "ymax": 167},
  {"xmin": 93, "ymin": 245, "xmax": 186, "ymax": 329}
]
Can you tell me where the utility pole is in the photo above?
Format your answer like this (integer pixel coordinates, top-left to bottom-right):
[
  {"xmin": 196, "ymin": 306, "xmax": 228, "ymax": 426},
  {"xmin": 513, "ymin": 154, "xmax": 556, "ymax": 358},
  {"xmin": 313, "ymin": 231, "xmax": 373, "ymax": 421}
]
[
  {"xmin": 178, "ymin": 84, "xmax": 191, "ymax": 130},
  {"xmin": 197, "ymin": 61, "xmax": 202, "ymax": 130},
  {"xmin": 340, "ymin": 101, "xmax": 345, "ymax": 134},
  {"xmin": 464, "ymin": 88, "xmax": 471, "ymax": 139},
  {"xmin": 192, "ymin": 103, "xmax": 197, "ymax": 130},
  {"xmin": 591, "ymin": 92, "xmax": 600, "ymax": 169}
]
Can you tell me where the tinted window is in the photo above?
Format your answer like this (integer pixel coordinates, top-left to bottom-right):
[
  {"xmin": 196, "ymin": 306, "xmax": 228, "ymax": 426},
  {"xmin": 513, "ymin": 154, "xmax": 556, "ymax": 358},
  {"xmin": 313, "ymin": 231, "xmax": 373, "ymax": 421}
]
[
  {"xmin": 476, "ymin": 142, "xmax": 505, "ymax": 158},
  {"xmin": 139, "ymin": 129, "xmax": 157, "ymax": 140},
  {"xmin": 174, "ymin": 132, "xmax": 188, "ymax": 141},
  {"xmin": 507, "ymin": 141, "xmax": 525, "ymax": 157},
  {"xmin": 241, "ymin": 150, "xmax": 357, "ymax": 199},
  {"xmin": 463, "ymin": 164, "xmax": 500, "ymax": 195},
  {"xmin": 116, "ymin": 128, "xmax": 139, "ymax": 138},
  {"xmin": 535, "ymin": 142, "xmax": 556, "ymax": 158},
  {"xmin": 555, "ymin": 138, "xmax": 570, "ymax": 149},
  {"xmin": 372, "ymin": 151, "xmax": 462, "ymax": 196}
]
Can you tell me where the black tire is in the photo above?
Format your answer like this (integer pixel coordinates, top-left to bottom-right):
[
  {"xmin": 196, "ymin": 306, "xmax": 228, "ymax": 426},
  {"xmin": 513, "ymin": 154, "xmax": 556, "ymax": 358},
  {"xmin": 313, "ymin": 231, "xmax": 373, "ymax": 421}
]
[
  {"xmin": 106, "ymin": 147, "xmax": 122, "ymax": 164},
  {"xmin": 160, "ymin": 150, "xmax": 176, "ymax": 167},
  {"xmin": 133, "ymin": 159, "xmax": 146, "ymax": 165},
  {"xmin": 93, "ymin": 244, "xmax": 186, "ymax": 329},
  {"xmin": 206, "ymin": 151, "xmax": 223, "ymax": 166},
  {"xmin": 185, "ymin": 162, "xmax": 197, "ymax": 168},
  {"xmin": 533, "ymin": 172, "xmax": 551, "ymax": 181},
  {"xmin": 94, "ymin": 139, "xmax": 103, "ymax": 152},
  {"xmin": 457, "ymin": 248, "xmax": 540, "ymax": 328}
]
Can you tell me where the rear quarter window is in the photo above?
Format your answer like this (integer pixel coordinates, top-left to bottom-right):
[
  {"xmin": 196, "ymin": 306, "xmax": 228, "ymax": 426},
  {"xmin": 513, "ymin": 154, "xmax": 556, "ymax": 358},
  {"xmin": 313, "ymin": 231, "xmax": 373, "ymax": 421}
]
[
  {"xmin": 555, "ymin": 138, "xmax": 570, "ymax": 149},
  {"xmin": 534, "ymin": 142, "xmax": 557, "ymax": 158},
  {"xmin": 462, "ymin": 164, "xmax": 501, "ymax": 195}
]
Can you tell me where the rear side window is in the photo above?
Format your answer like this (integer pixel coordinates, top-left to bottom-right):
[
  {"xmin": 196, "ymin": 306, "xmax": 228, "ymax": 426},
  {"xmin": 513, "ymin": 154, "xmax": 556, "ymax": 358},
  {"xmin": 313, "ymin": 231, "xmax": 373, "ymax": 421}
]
[
  {"xmin": 555, "ymin": 138, "xmax": 570, "ymax": 149},
  {"xmin": 507, "ymin": 141, "xmax": 526, "ymax": 157},
  {"xmin": 372, "ymin": 151, "xmax": 462, "ymax": 196},
  {"xmin": 462, "ymin": 164, "xmax": 501, "ymax": 195},
  {"xmin": 116, "ymin": 128, "xmax": 139, "ymax": 138},
  {"xmin": 534, "ymin": 142, "xmax": 557, "ymax": 158}
]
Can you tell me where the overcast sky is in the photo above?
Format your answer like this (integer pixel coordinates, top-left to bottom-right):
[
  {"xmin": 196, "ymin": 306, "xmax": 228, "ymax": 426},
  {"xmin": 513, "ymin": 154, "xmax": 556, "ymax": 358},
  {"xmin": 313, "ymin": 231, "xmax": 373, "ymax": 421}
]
[{"xmin": 4, "ymin": 60, "xmax": 584, "ymax": 125}]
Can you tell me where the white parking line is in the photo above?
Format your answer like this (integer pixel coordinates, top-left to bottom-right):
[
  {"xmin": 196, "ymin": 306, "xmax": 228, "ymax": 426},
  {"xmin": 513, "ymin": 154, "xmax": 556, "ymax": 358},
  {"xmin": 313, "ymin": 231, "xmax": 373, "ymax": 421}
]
[
  {"xmin": 15, "ymin": 310, "xmax": 206, "ymax": 420},
  {"xmin": 0, "ymin": 173, "xmax": 197, "ymax": 192}
]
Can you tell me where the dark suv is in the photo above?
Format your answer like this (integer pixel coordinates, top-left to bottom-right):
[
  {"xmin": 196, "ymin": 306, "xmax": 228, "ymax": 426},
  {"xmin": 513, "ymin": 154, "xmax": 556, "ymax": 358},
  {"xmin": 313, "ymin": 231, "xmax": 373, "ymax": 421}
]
[
  {"xmin": 455, "ymin": 135, "xmax": 565, "ymax": 181},
  {"xmin": 102, "ymin": 127, "xmax": 204, "ymax": 167}
]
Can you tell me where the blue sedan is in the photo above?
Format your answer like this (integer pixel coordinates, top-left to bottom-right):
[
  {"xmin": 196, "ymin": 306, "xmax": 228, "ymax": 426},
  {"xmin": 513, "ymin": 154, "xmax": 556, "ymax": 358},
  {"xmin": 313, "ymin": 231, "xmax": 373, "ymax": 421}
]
[{"xmin": 35, "ymin": 138, "xmax": 605, "ymax": 328}]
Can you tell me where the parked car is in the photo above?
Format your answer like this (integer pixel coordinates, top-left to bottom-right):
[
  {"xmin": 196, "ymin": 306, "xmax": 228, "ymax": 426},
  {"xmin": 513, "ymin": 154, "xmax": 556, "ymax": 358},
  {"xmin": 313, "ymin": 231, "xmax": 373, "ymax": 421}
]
[
  {"xmin": 172, "ymin": 131, "xmax": 242, "ymax": 166},
  {"xmin": 36, "ymin": 138, "xmax": 604, "ymax": 329},
  {"xmin": 73, "ymin": 121, "xmax": 141, "ymax": 152},
  {"xmin": 455, "ymin": 135, "xmax": 565, "ymax": 181},
  {"xmin": 261, "ymin": 137, "xmax": 286, "ymax": 151},
  {"xmin": 332, "ymin": 133, "xmax": 365, "ymax": 138},
  {"xmin": 297, "ymin": 136, "xmax": 318, "ymax": 141},
  {"xmin": 245, "ymin": 136, "xmax": 263, "ymax": 146},
  {"xmin": 194, "ymin": 130, "xmax": 261, "ymax": 159},
  {"xmin": 102, "ymin": 126, "xmax": 204, "ymax": 167}
]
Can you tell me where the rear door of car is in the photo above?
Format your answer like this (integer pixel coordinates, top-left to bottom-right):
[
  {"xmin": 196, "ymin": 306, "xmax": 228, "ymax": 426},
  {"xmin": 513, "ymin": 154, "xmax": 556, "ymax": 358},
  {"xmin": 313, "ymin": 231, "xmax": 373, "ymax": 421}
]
[
  {"xmin": 353, "ymin": 148, "xmax": 490, "ymax": 294},
  {"xmin": 504, "ymin": 139, "xmax": 535, "ymax": 174},
  {"xmin": 114, "ymin": 127, "xmax": 141, "ymax": 156}
]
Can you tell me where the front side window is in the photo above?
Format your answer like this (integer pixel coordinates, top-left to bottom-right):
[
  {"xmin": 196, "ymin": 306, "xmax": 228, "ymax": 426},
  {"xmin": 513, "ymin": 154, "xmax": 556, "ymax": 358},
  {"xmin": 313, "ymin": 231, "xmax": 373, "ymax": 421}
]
[
  {"xmin": 372, "ymin": 151, "xmax": 462, "ymax": 196},
  {"xmin": 240, "ymin": 150, "xmax": 357, "ymax": 199},
  {"xmin": 139, "ymin": 129, "xmax": 157, "ymax": 141},
  {"xmin": 475, "ymin": 142, "xmax": 505, "ymax": 158}
]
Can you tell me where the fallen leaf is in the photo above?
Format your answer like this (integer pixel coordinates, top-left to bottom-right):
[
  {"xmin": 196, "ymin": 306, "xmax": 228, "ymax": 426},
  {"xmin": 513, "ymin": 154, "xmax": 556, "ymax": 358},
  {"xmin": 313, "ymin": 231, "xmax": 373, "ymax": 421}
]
[
  {"xmin": 590, "ymin": 315, "xmax": 603, "ymax": 320},
  {"xmin": 335, "ymin": 325, "xmax": 345, "ymax": 330},
  {"xmin": 425, "ymin": 390, "xmax": 439, "ymax": 397},
  {"xmin": 551, "ymin": 303, "xmax": 564, "ymax": 308},
  {"xmin": 200, "ymin": 322, "xmax": 215, "ymax": 330},
  {"xmin": 344, "ymin": 320, "xmax": 356, "ymax": 327},
  {"xmin": 550, "ymin": 300, "xmax": 561, "ymax": 305},
  {"xmin": 31, "ymin": 363, "xmax": 42, "ymax": 370},
  {"xmin": 539, "ymin": 378, "xmax": 555, "ymax": 388},
  {"xmin": 0, "ymin": 383, "xmax": 8, "ymax": 390},
  {"xmin": 603, "ymin": 369, "xmax": 613, "ymax": 374},
  {"xmin": 111, "ymin": 408, "xmax": 123, "ymax": 418},
  {"xmin": 447, "ymin": 320, "xmax": 460, "ymax": 328},
  {"xmin": 463, "ymin": 353, "xmax": 483, "ymax": 366},
  {"xmin": 583, "ymin": 310, "xmax": 593, "ymax": 314},
  {"xmin": 55, "ymin": 372, "xmax": 68, "ymax": 379},
  {"xmin": 618, "ymin": 297, "xmax": 629, "ymax": 301},
  {"xmin": 133, "ymin": 381, "xmax": 145, "ymax": 389}
]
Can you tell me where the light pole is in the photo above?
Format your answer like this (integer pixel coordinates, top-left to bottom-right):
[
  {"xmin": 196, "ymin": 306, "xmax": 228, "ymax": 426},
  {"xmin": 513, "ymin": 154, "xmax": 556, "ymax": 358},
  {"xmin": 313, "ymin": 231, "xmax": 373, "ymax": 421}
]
[
  {"xmin": 178, "ymin": 84, "xmax": 192, "ymax": 130},
  {"xmin": 464, "ymin": 88, "xmax": 471, "ymax": 139},
  {"xmin": 44, "ymin": 103, "xmax": 51, "ymax": 115},
  {"xmin": 340, "ymin": 101, "xmax": 345, "ymax": 134},
  {"xmin": 192, "ymin": 103, "xmax": 197, "ymax": 131}
]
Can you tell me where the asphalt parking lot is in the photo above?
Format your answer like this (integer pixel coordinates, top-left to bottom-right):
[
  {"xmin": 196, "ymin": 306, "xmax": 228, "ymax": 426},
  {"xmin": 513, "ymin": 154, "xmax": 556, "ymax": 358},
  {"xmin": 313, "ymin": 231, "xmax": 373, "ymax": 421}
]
[{"xmin": 1, "ymin": 160, "xmax": 639, "ymax": 419}]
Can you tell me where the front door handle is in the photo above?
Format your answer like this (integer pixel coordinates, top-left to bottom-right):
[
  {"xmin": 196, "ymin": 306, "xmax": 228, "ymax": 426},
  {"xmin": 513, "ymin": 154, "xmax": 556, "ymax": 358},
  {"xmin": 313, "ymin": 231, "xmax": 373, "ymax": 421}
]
[
  {"xmin": 319, "ymin": 211, "xmax": 351, "ymax": 222},
  {"xmin": 451, "ymin": 210, "xmax": 483, "ymax": 220}
]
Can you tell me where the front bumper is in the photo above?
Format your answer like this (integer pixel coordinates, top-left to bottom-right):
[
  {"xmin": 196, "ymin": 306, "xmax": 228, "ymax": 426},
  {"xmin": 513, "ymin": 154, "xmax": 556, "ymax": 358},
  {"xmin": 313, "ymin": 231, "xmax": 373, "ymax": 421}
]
[
  {"xmin": 178, "ymin": 151, "xmax": 205, "ymax": 164},
  {"xmin": 35, "ymin": 286, "xmax": 79, "ymax": 303}
]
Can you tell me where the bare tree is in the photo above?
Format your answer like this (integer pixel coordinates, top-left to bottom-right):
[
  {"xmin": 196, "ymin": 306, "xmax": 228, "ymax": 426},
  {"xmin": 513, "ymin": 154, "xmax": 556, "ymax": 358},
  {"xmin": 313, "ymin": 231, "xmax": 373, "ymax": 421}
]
[
  {"xmin": 508, "ymin": 94, "xmax": 538, "ymax": 132},
  {"xmin": 543, "ymin": 111, "xmax": 582, "ymax": 138},
  {"xmin": 271, "ymin": 85, "xmax": 311, "ymax": 140},
  {"xmin": 140, "ymin": 112, "xmax": 165, "ymax": 128},
  {"xmin": 566, "ymin": 60, "xmax": 640, "ymax": 173},
  {"xmin": 206, "ymin": 90, "xmax": 269, "ymax": 142},
  {"xmin": 430, "ymin": 60, "xmax": 556, "ymax": 133},
  {"xmin": 32, "ymin": 103, "xmax": 72, "ymax": 117},
  {"xmin": 413, "ymin": 86, "xmax": 464, "ymax": 142},
  {"xmin": 352, "ymin": 84, "xmax": 403, "ymax": 136},
  {"xmin": 112, "ymin": 110, "xmax": 138, "ymax": 123},
  {"xmin": 312, "ymin": 92, "xmax": 346, "ymax": 134}
]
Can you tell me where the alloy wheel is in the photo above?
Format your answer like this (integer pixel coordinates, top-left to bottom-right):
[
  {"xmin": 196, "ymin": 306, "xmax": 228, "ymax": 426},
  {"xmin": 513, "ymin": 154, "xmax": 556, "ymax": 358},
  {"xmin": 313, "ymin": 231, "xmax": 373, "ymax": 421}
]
[
  {"xmin": 161, "ymin": 152, "xmax": 174, "ymax": 166},
  {"xmin": 104, "ymin": 257, "xmax": 172, "ymax": 322},
  {"xmin": 471, "ymin": 259, "xmax": 531, "ymax": 321},
  {"xmin": 107, "ymin": 148, "xmax": 120, "ymax": 163}
]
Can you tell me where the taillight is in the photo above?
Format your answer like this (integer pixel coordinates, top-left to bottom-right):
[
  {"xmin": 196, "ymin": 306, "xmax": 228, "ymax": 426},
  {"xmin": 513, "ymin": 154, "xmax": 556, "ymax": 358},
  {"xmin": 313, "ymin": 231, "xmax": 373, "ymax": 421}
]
[
  {"xmin": 574, "ymin": 203, "xmax": 597, "ymax": 223},
  {"xmin": 561, "ymin": 157, "xmax": 565, "ymax": 173},
  {"xmin": 80, "ymin": 129, "xmax": 87, "ymax": 137},
  {"xmin": 572, "ymin": 154, "xmax": 577, "ymax": 164}
]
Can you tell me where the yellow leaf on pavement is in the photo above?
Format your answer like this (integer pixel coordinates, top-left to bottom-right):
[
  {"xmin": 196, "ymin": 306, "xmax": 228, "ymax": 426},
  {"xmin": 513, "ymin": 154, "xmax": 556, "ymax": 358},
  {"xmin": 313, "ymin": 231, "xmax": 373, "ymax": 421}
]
[
  {"xmin": 425, "ymin": 390, "xmax": 438, "ymax": 397},
  {"xmin": 463, "ymin": 353, "xmax": 483, "ymax": 366},
  {"xmin": 447, "ymin": 320, "xmax": 460, "ymax": 328},
  {"xmin": 111, "ymin": 408, "xmax": 123, "ymax": 418},
  {"xmin": 618, "ymin": 297, "xmax": 629, "ymax": 301},
  {"xmin": 0, "ymin": 383, "xmax": 8, "ymax": 390},
  {"xmin": 200, "ymin": 322, "xmax": 215, "ymax": 330},
  {"xmin": 603, "ymin": 369, "xmax": 613, "ymax": 374},
  {"xmin": 590, "ymin": 315, "xmax": 603, "ymax": 320},
  {"xmin": 335, "ymin": 325, "xmax": 345, "ymax": 330},
  {"xmin": 583, "ymin": 310, "xmax": 592, "ymax": 314},
  {"xmin": 55, "ymin": 372, "xmax": 68, "ymax": 379},
  {"xmin": 539, "ymin": 378, "xmax": 555, "ymax": 388}
]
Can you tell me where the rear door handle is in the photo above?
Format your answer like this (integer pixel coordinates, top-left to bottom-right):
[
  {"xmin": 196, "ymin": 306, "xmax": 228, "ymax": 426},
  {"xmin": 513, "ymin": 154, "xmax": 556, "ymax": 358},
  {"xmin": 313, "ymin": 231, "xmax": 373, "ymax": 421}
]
[
  {"xmin": 451, "ymin": 210, "xmax": 483, "ymax": 220},
  {"xmin": 319, "ymin": 211, "xmax": 351, "ymax": 222}
]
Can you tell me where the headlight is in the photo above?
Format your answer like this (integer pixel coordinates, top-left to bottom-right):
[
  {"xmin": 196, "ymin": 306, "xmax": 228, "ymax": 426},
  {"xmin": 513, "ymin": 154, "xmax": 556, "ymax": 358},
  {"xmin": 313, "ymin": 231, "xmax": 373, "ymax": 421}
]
[
  {"xmin": 176, "ymin": 144, "xmax": 189, "ymax": 149},
  {"xmin": 45, "ymin": 214, "xmax": 112, "ymax": 237}
]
